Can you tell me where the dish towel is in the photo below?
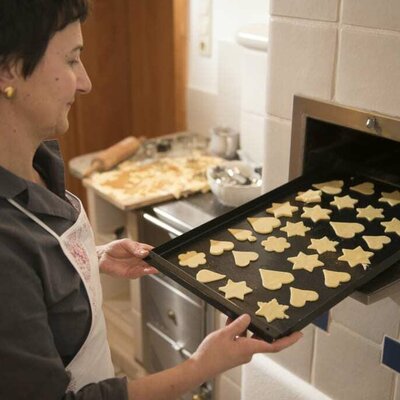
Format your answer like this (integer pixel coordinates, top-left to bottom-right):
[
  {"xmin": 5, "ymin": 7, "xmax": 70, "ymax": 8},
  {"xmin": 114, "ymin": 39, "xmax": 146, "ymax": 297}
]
[{"xmin": 241, "ymin": 354, "xmax": 332, "ymax": 400}]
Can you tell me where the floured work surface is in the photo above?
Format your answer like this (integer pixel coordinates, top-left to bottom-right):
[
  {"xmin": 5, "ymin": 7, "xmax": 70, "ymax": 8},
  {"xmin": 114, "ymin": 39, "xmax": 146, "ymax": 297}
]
[
  {"xmin": 85, "ymin": 154, "xmax": 223, "ymax": 210},
  {"xmin": 147, "ymin": 173, "xmax": 400, "ymax": 342}
]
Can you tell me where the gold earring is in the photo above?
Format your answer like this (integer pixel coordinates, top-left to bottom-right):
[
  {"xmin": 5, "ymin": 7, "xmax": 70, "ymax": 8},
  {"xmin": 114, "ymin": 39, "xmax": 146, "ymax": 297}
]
[{"xmin": 3, "ymin": 86, "xmax": 15, "ymax": 99}]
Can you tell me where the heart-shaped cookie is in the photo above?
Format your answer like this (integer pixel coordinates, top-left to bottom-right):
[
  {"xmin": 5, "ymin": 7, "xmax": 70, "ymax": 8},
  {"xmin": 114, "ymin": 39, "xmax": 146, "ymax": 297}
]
[
  {"xmin": 290, "ymin": 287, "xmax": 319, "ymax": 308},
  {"xmin": 259, "ymin": 269, "xmax": 294, "ymax": 290},
  {"xmin": 232, "ymin": 250, "xmax": 259, "ymax": 267},
  {"xmin": 329, "ymin": 221, "xmax": 365, "ymax": 238},
  {"xmin": 362, "ymin": 235, "xmax": 391, "ymax": 250},
  {"xmin": 209, "ymin": 239, "xmax": 234, "ymax": 255},
  {"xmin": 178, "ymin": 251, "xmax": 206, "ymax": 268},
  {"xmin": 228, "ymin": 228, "xmax": 257, "ymax": 242},
  {"xmin": 312, "ymin": 180, "xmax": 344, "ymax": 195},
  {"xmin": 350, "ymin": 182, "xmax": 374, "ymax": 195},
  {"xmin": 323, "ymin": 269, "xmax": 351, "ymax": 288},
  {"xmin": 196, "ymin": 270, "xmax": 226, "ymax": 283},
  {"xmin": 247, "ymin": 217, "xmax": 281, "ymax": 234}
]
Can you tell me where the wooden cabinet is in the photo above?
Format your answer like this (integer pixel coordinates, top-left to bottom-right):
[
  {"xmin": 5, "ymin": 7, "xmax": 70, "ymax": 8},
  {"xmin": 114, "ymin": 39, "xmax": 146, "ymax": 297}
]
[{"xmin": 60, "ymin": 0, "xmax": 187, "ymax": 204}]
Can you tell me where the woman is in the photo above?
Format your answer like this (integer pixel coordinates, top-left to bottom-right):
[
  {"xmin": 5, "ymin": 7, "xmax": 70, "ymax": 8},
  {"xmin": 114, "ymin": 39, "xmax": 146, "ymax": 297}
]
[{"xmin": 0, "ymin": 1, "xmax": 302, "ymax": 399}]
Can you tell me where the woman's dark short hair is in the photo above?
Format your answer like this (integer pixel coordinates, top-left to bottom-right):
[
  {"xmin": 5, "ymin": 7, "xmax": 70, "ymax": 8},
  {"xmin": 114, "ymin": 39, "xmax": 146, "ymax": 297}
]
[{"xmin": 0, "ymin": 0, "xmax": 90, "ymax": 78}]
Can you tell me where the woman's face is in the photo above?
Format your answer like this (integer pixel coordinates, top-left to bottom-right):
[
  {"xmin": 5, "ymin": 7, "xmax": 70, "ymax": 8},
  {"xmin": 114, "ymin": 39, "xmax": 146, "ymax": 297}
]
[{"xmin": 12, "ymin": 21, "xmax": 92, "ymax": 138}]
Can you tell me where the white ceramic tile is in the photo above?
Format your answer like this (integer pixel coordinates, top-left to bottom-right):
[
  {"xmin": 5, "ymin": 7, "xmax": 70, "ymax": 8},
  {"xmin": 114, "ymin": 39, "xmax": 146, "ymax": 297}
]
[
  {"xmin": 241, "ymin": 48, "xmax": 268, "ymax": 116},
  {"xmin": 313, "ymin": 322, "xmax": 395, "ymax": 400},
  {"xmin": 262, "ymin": 116, "xmax": 292, "ymax": 192},
  {"xmin": 215, "ymin": 374, "xmax": 241, "ymax": 400},
  {"xmin": 271, "ymin": 0, "xmax": 339, "ymax": 22},
  {"xmin": 267, "ymin": 324, "xmax": 315, "ymax": 382},
  {"xmin": 216, "ymin": 40, "xmax": 242, "ymax": 131},
  {"xmin": 331, "ymin": 296, "xmax": 400, "ymax": 345},
  {"xmin": 240, "ymin": 112, "xmax": 266, "ymax": 167},
  {"xmin": 187, "ymin": 87, "xmax": 218, "ymax": 136},
  {"xmin": 342, "ymin": 0, "xmax": 400, "ymax": 32},
  {"xmin": 335, "ymin": 27, "xmax": 400, "ymax": 118},
  {"xmin": 266, "ymin": 18, "xmax": 337, "ymax": 120}
]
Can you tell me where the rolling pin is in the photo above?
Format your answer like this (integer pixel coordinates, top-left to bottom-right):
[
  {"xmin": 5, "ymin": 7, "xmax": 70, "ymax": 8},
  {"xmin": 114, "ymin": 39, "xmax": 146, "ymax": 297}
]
[{"xmin": 83, "ymin": 136, "xmax": 145, "ymax": 177}]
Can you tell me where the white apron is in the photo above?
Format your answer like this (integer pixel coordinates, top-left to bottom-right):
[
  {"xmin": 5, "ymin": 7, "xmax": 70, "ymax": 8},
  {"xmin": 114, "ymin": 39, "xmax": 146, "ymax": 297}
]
[{"xmin": 8, "ymin": 191, "xmax": 115, "ymax": 393}]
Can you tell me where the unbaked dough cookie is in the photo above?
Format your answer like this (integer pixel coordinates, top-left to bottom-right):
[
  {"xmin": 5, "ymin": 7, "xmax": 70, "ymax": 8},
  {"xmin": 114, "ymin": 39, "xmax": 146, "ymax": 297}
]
[
  {"xmin": 330, "ymin": 195, "xmax": 358, "ymax": 210},
  {"xmin": 259, "ymin": 268, "xmax": 295, "ymax": 290},
  {"xmin": 307, "ymin": 237, "xmax": 338, "ymax": 254},
  {"xmin": 290, "ymin": 287, "xmax": 319, "ymax": 308},
  {"xmin": 266, "ymin": 202, "xmax": 298, "ymax": 218},
  {"xmin": 381, "ymin": 218, "xmax": 400, "ymax": 236},
  {"xmin": 301, "ymin": 205, "xmax": 332, "ymax": 222},
  {"xmin": 228, "ymin": 228, "xmax": 257, "ymax": 242},
  {"xmin": 338, "ymin": 246, "xmax": 374, "ymax": 269},
  {"xmin": 312, "ymin": 180, "xmax": 344, "ymax": 195},
  {"xmin": 196, "ymin": 270, "xmax": 226, "ymax": 283},
  {"xmin": 287, "ymin": 251, "xmax": 324, "ymax": 272},
  {"xmin": 255, "ymin": 299, "xmax": 289, "ymax": 323},
  {"xmin": 329, "ymin": 221, "xmax": 365, "ymax": 238},
  {"xmin": 323, "ymin": 269, "xmax": 351, "ymax": 288},
  {"xmin": 247, "ymin": 217, "xmax": 281, "ymax": 234},
  {"xmin": 350, "ymin": 182, "xmax": 374, "ymax": 195},
  {"xmin": 356, "ymin": 205, "xmax": 384, "ymax": 222},
  {"xmin": 232, "ymin": 250, "xmax": 259, "ymax": 267},
  {"xmin": 280, "ymin": 221, "xmax": 311, "ymax": 237},
  {"xmin": 362, "ymin": 235, "xmax": 391, "ymax": 250},
  {"xmin": 379, "ymin": 190, "xmax": 400, "ymax": 207},
  {"xmin": 295, "ymin": 189, "xmax": 322, "ymax": 203},
  {"xmin": 209, "ymin": 239, "xmax": 234, "ymax": 255},
  {"xmin": 218, "ymin": 279, "xmax": 253, "ymax": 300},
  {"xmin": 178, "ymin": 251, "xmax": 206, "ymax": 268},
  {"xmin": 261, "ymin": 236, "xmax": 291, "ymax": 253}
]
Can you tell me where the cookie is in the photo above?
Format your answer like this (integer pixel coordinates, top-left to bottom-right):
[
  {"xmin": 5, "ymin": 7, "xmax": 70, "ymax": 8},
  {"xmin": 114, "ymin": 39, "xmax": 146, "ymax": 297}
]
[
  {"xmin": 350, "ymin": 182, "xmax": 374, "ymax": 195},
  {"xmin": 196, "ymin": 270, "xmax": 226, "ymax": 283},
  {"xmin": 356, "ymin": 205, "xmax": 384, "ymax": 222},
  {"xmin": 381, "ymin": 218, "xmax": 400, "ymax": 236},
  {"xmin": 330, "ymin": 195, "xmax": 358, "ymax": 210},
  {"xmin": 259, "ymin": 268, "xmax": 295, "ymax": 290},
  {"xmin": 178, "ymin": 251, "xmax": 206, "ymax": 268},
  {"xmin": 218, "ymin": 279, "xmax": 253, "ymax": 300},
  {"xmin": 301, "ymin": 205, "xmax": 332, "ymax": 222},
  {"xmin": 295, "ymin": 189, "xmax": 322, "ymax": 203},
  {"xmin": 261, "ymin": 236, "xmax": 291, "ymax": 253},
  {"xmin": 338, "ymin": 246, "xmax": 374, "ymax": 269},
  {"xmin": 247, "ymin": 217, "xmax": 281, "ymax": 234},
  {"xmin": 209, "ymin": 239, "xmax": 234, "ymax": 255},
  {"xmin": 287, "ymin": 251, "xmax": 324, "ymax": 272},
  {"xmin": 280, "ymin": 221, "xmax": 311, "ymax": 237},
  {"xmin": 323, "ymin": 269, "xmax": 351, "ymax": 288},
  {"xmin": 379, "ymin": 190, "xmax": 400, "ymax": 206},
  {"xmin": 255, "ymin": 299, "xmax": 289, "ymax": 323},
  {"xmin": 362, "ymin": 235, "xmax": 391, "ymax": 250},
  {"xmin": 329, "ymin": 221, "xmax": 365, "ymax": 238},
  {"xmin": 312, "ymin": 180, "xmax": 344, "ymax": 195},
  {"xmin": 228, "ymin": 228, "xmax": 257, "ymax": 242},
  {"xmin": 289, "ymin": 287, "xmax": 319, "ymax": 308},
  {"xmin": 266, "ymin": 202, "xmax": 298, "ymax": 218},
  {"xmin": 307, "ymin": 237, "xmax": 338, "ymax": 255},
  {"xmin": 232, "ymin": 250, "xmax": 259, "ymax": 267}
]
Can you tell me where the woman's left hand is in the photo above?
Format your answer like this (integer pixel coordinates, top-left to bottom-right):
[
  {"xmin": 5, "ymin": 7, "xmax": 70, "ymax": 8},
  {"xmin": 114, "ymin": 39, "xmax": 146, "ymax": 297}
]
[{"xmin": 97, "ymin": 238, "xmax": 158, "ymax": 279}]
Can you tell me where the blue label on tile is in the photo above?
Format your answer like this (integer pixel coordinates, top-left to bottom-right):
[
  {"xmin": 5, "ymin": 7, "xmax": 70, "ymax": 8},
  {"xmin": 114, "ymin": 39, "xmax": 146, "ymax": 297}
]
[
  {"xmin": 313, "ymin": 311, "xmax": 330, "ymax": 331},
  {"xmin": 382, "ymin": 336, "xmax": 400, "ymax": 373}
]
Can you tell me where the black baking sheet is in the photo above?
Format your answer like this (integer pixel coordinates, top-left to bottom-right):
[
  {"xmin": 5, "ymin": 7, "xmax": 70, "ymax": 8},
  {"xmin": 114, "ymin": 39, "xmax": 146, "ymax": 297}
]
[{"xmin": 146, "ymin": 171, "xmax": 400, "ymax": 342}]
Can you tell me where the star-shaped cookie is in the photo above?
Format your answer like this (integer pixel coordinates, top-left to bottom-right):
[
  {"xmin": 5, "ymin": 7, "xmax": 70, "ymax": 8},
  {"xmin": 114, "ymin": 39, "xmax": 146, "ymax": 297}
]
[
  {"xmin": 301, "ymin": 205, "xmax": 332, "ymax": 222},
  {"xmin": 287, "ymin": 251, "xmax": 324, "ymax": 272},
  {"xmin": 218, "ymin": 279, "xmax": 253, "ymax": 300},
  {"xmin": 295, "ymin": 189, "xmax": 322, "ymax": 203},
  {"xmin": 330, "ymin": 195, "xmax": 358, "ymax": 210},
  {"xmin": 381, "ymin": 218, "xmax": 400, "ymax": 236},
  {"xmin": 280, "ymin": 221, "xmax": 311, "ymax": 237},
  {"xmin": 266, "ymin": 201, "xmax": 298, "ymax": 218},
  {"xmin": 338, "ymin": 246, "xmax": 374, "ymax": 269},
  {"xmin": 356, "ymin": 205, "xmax": 384, "ymax": 222},
  {"xmin": 379, "ymin": 190, "xmax": 400, "ymax": 206},
  {"xmin": 307, "ymin": 237, "xmax": 338, "ymax": 254},
  {"xmin": 255, "ymin": 299, "xmax": 289, "ymax": 322}
]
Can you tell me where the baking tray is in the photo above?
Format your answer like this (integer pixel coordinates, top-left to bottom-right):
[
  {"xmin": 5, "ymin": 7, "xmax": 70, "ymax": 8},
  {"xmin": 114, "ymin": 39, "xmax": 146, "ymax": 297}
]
[{"xmin": 146, "ymin": 171, "xmax": 400, "ymax": 342}]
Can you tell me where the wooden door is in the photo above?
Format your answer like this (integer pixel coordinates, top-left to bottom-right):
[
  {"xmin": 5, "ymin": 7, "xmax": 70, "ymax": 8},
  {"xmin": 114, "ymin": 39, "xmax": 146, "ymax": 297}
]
[{"xmin": 59, "ymin": 0, "xmax": 187, "ymax": 204}]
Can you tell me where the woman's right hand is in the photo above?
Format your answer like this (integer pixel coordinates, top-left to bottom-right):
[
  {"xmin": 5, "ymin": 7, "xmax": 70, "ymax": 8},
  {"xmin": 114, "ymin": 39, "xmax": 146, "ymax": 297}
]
[{"xmin": 190, "ymin": 314, "xmax": 303, "ymax": 382}]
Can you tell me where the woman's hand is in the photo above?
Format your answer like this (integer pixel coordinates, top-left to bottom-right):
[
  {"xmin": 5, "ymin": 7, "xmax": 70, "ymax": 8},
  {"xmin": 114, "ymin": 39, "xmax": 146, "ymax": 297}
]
[
  {"xmin": 97, "ymin": 238, "xmax": 158, "ymax": 279},
  {"xmin": 190, "ymin": 314, "xmax": 302, "ymax": 381}
]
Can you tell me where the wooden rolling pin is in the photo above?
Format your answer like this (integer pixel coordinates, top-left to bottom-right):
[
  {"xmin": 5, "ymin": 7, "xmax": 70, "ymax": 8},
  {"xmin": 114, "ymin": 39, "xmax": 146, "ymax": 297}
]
[{"xmin": 83, "ymin": 136, "xmax": 145, "ymax": 177}]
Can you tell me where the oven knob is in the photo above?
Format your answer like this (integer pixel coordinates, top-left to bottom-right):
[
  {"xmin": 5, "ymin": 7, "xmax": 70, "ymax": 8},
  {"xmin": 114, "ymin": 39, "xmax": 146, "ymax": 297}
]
[
  {"xmin": 167, "ymin": 309, "xmax": 177, "ymax": 323},
  {"xmin": 366, "ymin": 117, "xmax": 377, "ymax": 130}
]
